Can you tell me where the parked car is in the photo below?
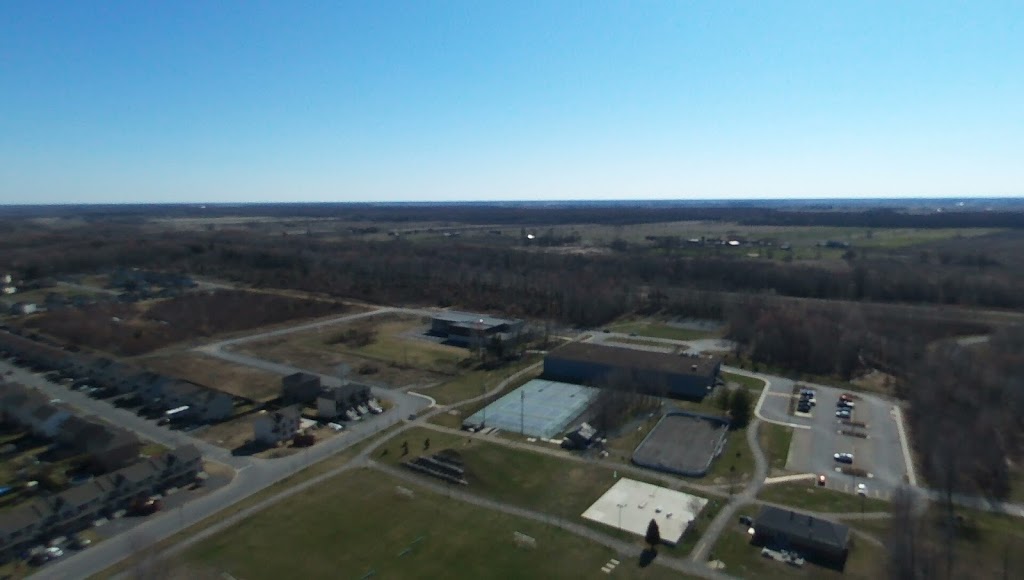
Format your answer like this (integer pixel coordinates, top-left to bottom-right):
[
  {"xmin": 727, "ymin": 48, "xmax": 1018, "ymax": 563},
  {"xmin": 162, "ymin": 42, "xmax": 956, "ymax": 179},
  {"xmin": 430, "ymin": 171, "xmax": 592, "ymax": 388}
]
[
  {"xmin": 833, "ymin": 452, "xmax": 854, "ymax": 464},
  {"xmin": 840, "ymin": 393, "xmax": 854, "ymax": 402},
  {"xmin": 327, "ymin": 422, "xmax": 344, "ymax": 432},
  {"xmin": 738, "ymin": 515, "xmax": 754, "ymax": 526},
  {"xmin": 837, "ymin": 400, "xmax": 855, "ymax": 408},
  {"xmin": 835, "ymin": 409, "xmax": 851, "ymax": 418},
  {"xmin": 857, "ymin": 483, "xmax": 867, "ymax": 496}
]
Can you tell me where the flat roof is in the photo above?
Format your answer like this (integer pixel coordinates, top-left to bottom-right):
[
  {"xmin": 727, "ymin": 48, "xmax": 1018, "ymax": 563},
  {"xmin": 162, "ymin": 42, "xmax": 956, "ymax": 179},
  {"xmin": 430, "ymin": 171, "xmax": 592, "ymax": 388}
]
[
  {"xmin": 431, "ymin": 310, "xmax": 520, "ymax": 328},
  {"xmin": 548, "ymin": 342, "xmax": 720, "ymax": 377},
  {"xmin": 581, "ymin": 477, "xmax": 708, "ymax": 545}
]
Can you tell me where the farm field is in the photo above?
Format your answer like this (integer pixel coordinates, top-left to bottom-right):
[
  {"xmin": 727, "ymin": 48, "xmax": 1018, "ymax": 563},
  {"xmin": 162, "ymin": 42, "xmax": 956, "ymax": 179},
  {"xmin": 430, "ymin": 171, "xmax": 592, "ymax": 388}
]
[{"xmin": 182, "ymin": 469, "xmax": 684, "ymax": 580}]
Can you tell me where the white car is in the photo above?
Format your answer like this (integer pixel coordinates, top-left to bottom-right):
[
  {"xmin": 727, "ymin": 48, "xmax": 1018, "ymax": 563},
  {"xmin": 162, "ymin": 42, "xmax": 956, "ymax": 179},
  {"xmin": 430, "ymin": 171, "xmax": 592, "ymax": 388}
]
[
  {"xmin": 857, "ymin": 483, "xmax": 867, "ymax": 496},
  {"xmin": 327, "ymin": 422, "xmax": 344, "ymax": 432},
  {"xmin": 44, "ymin": 546, "xmax": 64, "ymax": 558}
]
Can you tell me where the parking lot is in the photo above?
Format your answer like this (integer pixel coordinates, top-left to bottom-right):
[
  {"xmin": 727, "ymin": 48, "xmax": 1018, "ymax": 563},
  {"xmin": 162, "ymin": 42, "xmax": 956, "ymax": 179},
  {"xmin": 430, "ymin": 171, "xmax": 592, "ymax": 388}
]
[{"xmin": 756, "ymin": 374, "xmax": 909, "ymax": 500}]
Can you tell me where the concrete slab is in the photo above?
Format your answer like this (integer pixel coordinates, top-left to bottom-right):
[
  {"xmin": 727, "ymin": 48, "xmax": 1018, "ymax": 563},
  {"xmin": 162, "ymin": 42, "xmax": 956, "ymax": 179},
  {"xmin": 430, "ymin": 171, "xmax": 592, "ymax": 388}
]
[{"xmin": 581, "ymin": 477, "xmax": 707, "ymax": 545}]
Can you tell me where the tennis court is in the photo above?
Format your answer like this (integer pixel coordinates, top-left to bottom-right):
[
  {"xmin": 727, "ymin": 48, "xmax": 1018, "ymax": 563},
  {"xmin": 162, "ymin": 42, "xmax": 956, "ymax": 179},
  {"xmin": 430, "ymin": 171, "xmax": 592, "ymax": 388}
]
[{"xmin": 463, "ymin": 379, "xmax": 599, "ymax": 438}]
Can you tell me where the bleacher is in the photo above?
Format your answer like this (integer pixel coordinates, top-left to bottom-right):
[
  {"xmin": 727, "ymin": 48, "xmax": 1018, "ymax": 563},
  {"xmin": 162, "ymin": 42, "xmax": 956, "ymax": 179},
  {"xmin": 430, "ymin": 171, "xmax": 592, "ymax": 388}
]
[{"xmin": 401, "ymin": 451, "xmax": 468, "ymax": 486}]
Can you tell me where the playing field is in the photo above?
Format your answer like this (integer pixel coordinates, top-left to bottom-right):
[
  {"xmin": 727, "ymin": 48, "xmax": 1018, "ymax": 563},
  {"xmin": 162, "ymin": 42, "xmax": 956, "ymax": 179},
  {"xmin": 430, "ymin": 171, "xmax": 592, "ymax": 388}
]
[{"xmin": 182, "ymin": 469, "xmax": 682, "ymax": 580}]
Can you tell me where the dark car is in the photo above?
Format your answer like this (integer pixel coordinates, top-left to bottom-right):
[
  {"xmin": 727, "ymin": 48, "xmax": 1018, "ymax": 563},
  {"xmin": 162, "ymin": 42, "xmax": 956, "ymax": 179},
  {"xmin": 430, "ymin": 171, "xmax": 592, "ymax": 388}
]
[{"xmin": 739, "ymin": 515, "xmax": 754, "ymax": 526}]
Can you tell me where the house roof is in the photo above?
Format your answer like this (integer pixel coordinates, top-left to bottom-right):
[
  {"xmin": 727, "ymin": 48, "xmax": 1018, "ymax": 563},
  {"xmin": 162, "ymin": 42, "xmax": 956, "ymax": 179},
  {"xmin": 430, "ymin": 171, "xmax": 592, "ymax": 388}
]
[
  {"xmin": 318, "ymin": 384, "xmax": 366, "ymax": 402},
  {"xmin": 284, "ymin": 372, "xmax": 319, "ymax": 384},
  {"xmin": 55, "ymin": 481, "xmax": 104, "ymax": 508},
  {"xmin": 546, "ymin": 342, "xmax": 720, "ymax": 378},
  {"xmin": 164, "ymin": 444, "xmax": 201, "ymax": 467},
  {"xmin": 116, "ymin": 460, "xmax": 161, "ymax": 484},
  {"xmin": 0, "ymin": 500, "xmax": 53, "ymax": 534},
  {"xmin": 754, "ymin": 506, "xmax": 850, "ymax": 550}
]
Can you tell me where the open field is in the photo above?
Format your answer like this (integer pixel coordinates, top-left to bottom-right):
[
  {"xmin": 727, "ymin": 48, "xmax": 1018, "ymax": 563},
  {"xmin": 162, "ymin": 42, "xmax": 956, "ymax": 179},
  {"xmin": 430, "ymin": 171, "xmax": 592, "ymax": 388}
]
[
  {"xmin": 183, "ymin": 469, "xmax": 682, "ymax": 580},
  {"xmin": 378, "ymin": 426, "xmax": 710, "ymax": 536},
  {"xmin": 135, "ymin": 352, "xmax": 282, "ymax": 401},
  {"xmin": 608, "ymin": 321, "xmax": 717, "ymax": 341},
  {"xmin": 758, "ymin": 481, "xmax": 888, "ymax": 513},
  {"xmin": 20, "ymin": 290, "xmax": 349, "ymax": 356},
  {"xmin": 93, "ymin": 423, "xmax": 406, "ymax": 580},
  {"xmin": 237, "ymin": 314, "xmax": 466, "ymax": 389},
  {"xmin": 709, "ymin": 525, "xmax": 884, "ymax": 579}
]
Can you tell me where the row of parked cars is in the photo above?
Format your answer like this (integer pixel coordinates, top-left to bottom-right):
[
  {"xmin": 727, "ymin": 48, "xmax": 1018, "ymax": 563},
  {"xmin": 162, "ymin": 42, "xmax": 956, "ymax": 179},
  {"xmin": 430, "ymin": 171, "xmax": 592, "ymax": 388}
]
[
  {"xmin": 796, "ymin": 388, "xmax": 816, "ymax": 413},
  {"xmin": 835, "ymin": 392, "xmax": 855, "ymax": 419}
]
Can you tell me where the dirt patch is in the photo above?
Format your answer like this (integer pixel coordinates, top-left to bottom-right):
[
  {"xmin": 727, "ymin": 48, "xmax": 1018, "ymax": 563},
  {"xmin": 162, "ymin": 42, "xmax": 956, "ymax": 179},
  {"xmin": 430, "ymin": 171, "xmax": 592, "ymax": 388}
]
[
  {"xmin": 135, "ymin": 353, "xmax": 282, "ymax": 402},
  {"xmin": 21, "ymin": 290, "xmax": 349, "ymax": 356}
]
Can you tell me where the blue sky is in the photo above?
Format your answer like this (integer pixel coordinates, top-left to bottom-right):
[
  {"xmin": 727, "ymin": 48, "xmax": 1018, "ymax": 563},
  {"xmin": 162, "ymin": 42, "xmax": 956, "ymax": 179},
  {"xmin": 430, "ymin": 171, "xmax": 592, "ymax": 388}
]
[{"xmin": 1, "ymin": 1, "xmax": 1021, "ymax": 204}]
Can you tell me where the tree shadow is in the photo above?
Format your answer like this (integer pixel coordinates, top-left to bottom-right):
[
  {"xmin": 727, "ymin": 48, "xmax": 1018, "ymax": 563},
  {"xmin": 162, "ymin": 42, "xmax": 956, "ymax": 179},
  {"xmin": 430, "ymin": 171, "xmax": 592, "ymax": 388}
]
[{"xmin": 638, "ymin": 547, "xmax": 658, "ymax": 568}]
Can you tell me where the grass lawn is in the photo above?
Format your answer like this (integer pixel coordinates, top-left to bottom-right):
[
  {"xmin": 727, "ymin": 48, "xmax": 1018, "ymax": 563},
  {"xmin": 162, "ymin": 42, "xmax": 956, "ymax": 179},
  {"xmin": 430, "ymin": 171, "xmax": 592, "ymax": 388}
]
[
  {"xmin": 183, "ymin": 469, "xmax": 682, "ymax": 580},
  {"xmin": 606, "ymin": 336, "xmax": 677, "ymax": 349},
  {"xmin": 721, "ymin": 371, "xmax": 766, "ymax": 392},
  {"xmin": 424, "ymin": 355, "xmax": 542, "ymax": 406},
  {"xmin": 609, "ymin": 322, "xmax": 715, "ymax": 341},
  {"xmin": 709, "ymin": 525, "xmax": 884, "ymax": 579},
  {"xmin": 378, "ymin": 426, "xmax": 639, "ymax": 520},
  {"xmin": 350, "ymin": 319, "xmax": 467, "ymax": 370},
  {"xmin": 758, "ymin": 423, "xmax": 793, "ymax": 472},
  {"xmin": 758, "ymin": 481, "xmax": 889, "ymax": 513},
  {"xmin": 704, "ymin": 427, "xmax": 754, "ymax": 485},
  {"xmin": 135, "ymin": 353, "xmax": 282, "ymax": 401},
  {"xmin": 94, "ymin": 423, "xmax": 405, "ymax": 579}
]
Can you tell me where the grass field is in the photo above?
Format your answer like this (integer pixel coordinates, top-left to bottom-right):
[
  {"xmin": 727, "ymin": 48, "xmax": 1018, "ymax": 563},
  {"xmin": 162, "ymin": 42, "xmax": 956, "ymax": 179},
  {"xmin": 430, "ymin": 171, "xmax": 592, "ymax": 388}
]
[
  {"xmin": 183, "ymin": 469, "xmax": 683, "ymax": 580},
  {"xmin": 608, "ymin": 322, "xmax": 715, "ymax": 341},
  {"xmin": 758, "ymin": 481, "xmax": 889, "ymax": 513},
  {"xmin": 709, "ymin": 525, "xmax": 884, "ymax": 579},
  {"xmin": 758, "ymin": 423, "xmax": 794, "ymax": 472},
  {"xmin": 423, "ymin": 355, "xmax": 542, "ymax": 406},
  {"xmin": 378, "ymin": 426, "xmax": 665, "ymax": 522},
  {"xmin": 135, "ymin": 353, "xmax": 282, "ymax": 401},
  {"xmin": 721, "ymin": 371, "xmax": 766, "ymax": 392}
]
